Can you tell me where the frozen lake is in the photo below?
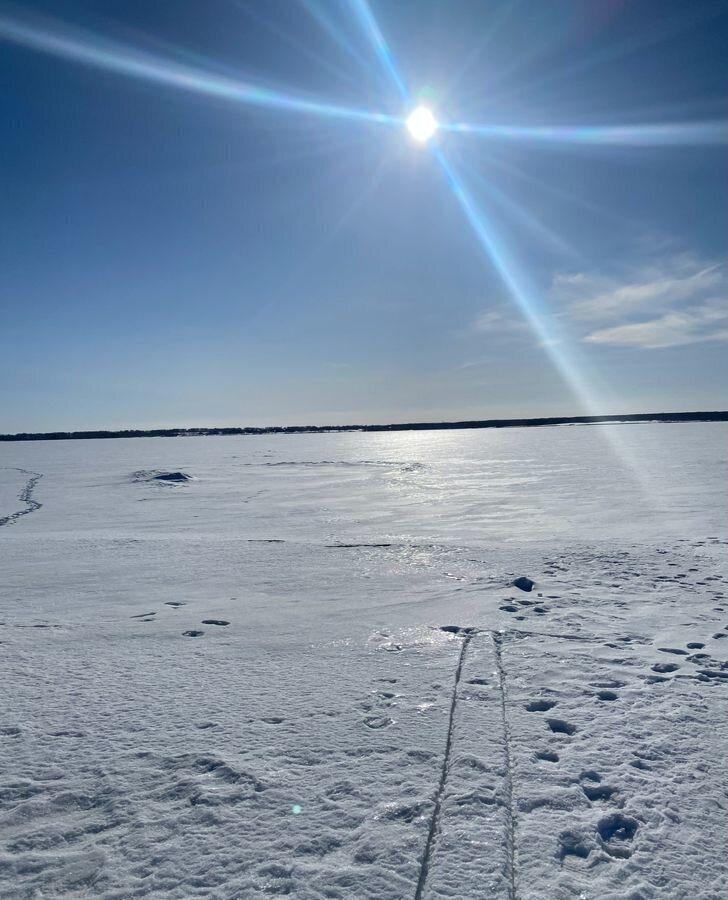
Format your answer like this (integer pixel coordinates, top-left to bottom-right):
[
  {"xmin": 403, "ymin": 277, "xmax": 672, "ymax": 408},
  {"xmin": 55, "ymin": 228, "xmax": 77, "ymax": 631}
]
[{"xmin": 1, "ymin": 424, "xmax": 726, "ymax": 899}]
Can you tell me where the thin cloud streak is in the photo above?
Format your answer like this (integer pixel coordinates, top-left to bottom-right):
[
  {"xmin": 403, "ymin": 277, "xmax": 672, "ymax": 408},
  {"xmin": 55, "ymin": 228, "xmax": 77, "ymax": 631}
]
[
  {"xmin": 552, "ymin": 252, "xmax": 728, "ymax": 350},
  {"xmin": 584, "ymin": 304, "xmax": 728, "ymax": 350}
]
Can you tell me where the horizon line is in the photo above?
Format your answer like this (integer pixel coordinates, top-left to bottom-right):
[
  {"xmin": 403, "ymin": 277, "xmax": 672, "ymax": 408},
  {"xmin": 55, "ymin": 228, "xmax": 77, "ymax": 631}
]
[{"xmin": 2, "ymin": 410, "xmax": 726, "ymax": 442}]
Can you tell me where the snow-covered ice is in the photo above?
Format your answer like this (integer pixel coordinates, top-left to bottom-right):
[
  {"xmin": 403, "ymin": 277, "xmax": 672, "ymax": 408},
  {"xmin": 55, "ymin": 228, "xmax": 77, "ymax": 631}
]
[{"xmin": 0, "ymin": 423, "xmax": 726, "ymax": 899}]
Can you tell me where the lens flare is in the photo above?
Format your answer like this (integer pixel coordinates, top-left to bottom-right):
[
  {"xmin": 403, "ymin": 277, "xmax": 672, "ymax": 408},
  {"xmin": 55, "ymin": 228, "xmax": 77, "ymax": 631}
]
[
  {"xmin": 347, "ymin": 0, "xmax": 410, "ymax": 101},
  {"xmin": 407, "ymin": 106, "xmax": 438, "ymax": 143},
  {"xmin": 440, "ymin": 120, "xmax": 728, "ymax": 146},
  {"xmin": 0, "ymin": 13, "xmax": 401, "ymax": 130}
]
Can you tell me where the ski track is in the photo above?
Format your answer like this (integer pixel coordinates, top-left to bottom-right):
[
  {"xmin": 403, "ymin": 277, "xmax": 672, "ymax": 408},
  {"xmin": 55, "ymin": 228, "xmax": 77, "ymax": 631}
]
[
  {"xmin": 414, "ymin": 630, "xmax": 475, "ymax": 900},
  {"xmin": 493, "ymin": 631, "xmax": 518, "ymax": 900},
  {"xmin": 0, "ymin": 468, "xmax": 43, "ymax": 528}
]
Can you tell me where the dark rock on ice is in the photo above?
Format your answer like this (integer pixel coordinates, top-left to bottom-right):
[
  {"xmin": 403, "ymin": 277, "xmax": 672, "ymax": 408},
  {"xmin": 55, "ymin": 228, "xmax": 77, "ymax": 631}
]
[
  {"xmin": 153, "ymin": 471, "xmax": 191, "ymax": 482},
  {"xmin": 513, "ymin": 576, "xmax": 535, "ymax": 592}
]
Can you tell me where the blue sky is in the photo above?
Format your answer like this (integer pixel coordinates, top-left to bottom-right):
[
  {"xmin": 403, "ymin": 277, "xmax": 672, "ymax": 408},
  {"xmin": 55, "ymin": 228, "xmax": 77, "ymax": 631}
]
[{"xmin": 1, "ymin": 0, "xmax": 726, "ymax": 431}]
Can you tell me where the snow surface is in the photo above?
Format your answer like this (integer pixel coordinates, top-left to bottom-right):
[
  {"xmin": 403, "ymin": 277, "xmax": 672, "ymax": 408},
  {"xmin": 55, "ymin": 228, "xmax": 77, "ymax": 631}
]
[{"xmin": 0, "ymin": 423, "xmax": 726, "ymax": 899}]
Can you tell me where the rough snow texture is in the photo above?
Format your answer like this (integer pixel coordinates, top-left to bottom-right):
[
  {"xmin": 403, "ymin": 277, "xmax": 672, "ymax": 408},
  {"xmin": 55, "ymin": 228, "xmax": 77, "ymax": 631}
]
[{"xmin": 0, "ymin": 424, "xmax": 726, "ymax": 899}]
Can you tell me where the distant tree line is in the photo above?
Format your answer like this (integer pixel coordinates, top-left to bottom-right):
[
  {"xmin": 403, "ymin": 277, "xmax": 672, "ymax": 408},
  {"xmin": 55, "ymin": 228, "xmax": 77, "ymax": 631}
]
[{"xmin": 1, "ymin": 411, "xmax": 726, "ymax": 442}]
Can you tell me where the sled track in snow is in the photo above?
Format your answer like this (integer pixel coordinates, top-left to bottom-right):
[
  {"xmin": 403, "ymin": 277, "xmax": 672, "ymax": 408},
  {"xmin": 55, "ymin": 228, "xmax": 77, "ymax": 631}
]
[
  {"xmin": 493, "ymin": 631, "xmax": 518, "ymax": 900},
  {"xmin": 0, "ymin": 468, "xmax": 43, "ymax": 528},
  {"xmin": 414, "ymin": 630, "xmax": 474, "ymax": 900}
]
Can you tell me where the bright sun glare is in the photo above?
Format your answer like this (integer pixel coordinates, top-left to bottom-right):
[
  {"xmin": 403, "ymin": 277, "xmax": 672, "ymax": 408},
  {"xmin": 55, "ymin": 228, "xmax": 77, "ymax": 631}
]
[{"xmin": 406, "ymin": 106, "xmax": 438, "ymax": 143}]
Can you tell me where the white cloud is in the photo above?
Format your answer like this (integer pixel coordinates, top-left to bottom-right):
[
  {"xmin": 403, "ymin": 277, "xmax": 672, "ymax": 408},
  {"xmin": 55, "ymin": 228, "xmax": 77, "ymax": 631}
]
[
  {"xmin": 551, "ymin": 251, "xmax": 728, "ymax": 350},
  {"xmin": 472, "ymin": 308, "xmax": 527, "ymax": 334},
  {"xmin": 583, "ymin": 302, "xmax": 728, "ymax": 349}
]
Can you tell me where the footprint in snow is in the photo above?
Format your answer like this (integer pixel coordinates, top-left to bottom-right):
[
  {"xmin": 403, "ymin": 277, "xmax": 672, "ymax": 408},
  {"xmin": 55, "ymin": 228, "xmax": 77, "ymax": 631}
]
[
  {"xmin": 547, "ymin": 718, "xmax": 576, "ymax": 735},
  {"xmin": 525, "ymin": 699, "xmax": 557, "ymax": 712},
  {"xmin": 131, "ymin": 612, "xmax": 156, "ymax": 619},
  {"xmin": 657, "ymin": 647, "xmax": 689, "ymax": 655},
  {"xmin": 652, "ymin": 662, "xmax": 679, "ymax": 673},
  {"xmin": 165, "ymin": 601, "xmax": 186, "ymax": 608},
  {"xmin": 536, "ymin": 750, "xmax": 559, "ymax": 763},
  {"xmin": 363, "ymin": 715, "xmax": 394, "ymax": 729},
  {"xmin": 201, "ymin": 619, "xmax": 230, "ymax": 626},
  {"xmin": 581, "ymin": 777, "xmax": 617, "ymax": 802},
  {"xmin": 0, "ymin": 726, "xmax": 21, "ymax": 736},
  {"xmin": 596, "ymin": 690, "xmax": 619, "ymax": 701},
  {"xmin": 183, "ymin": 630, "xmax": 204, "ymax": 638},
  {"xmin": 596, "ymin": 812, "xmax": 639, "ymax": 858},
  {"xmin": 440, "ymin": 625, "xmax": 477, "ymax": 635}
]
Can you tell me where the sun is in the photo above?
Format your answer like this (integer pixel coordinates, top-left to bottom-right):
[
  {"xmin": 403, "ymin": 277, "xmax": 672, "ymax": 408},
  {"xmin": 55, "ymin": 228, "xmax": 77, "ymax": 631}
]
[{"xmin": 406, "ymin": 106, "xmax": 438, "ymax": 143}]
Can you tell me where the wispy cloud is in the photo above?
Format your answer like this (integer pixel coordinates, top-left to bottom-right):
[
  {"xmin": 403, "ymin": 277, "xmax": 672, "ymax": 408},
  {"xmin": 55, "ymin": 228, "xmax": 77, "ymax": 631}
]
[
  {"xmin": 551, "ymin": 251, "xmax": 727, "ymax": 349},
  {"xmin": 472, "ymin": 307, "xmax": 527, "ymax": 334},
  {"xmin": 584, "ymin": 302, "xmax": 728, "ymax": 349}
]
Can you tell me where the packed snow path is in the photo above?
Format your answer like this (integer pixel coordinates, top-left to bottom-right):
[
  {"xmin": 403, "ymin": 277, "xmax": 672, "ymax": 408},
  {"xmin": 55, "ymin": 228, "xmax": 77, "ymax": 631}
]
[{"xmin": 0, "ymin": 426, "xmax": 726, "ymax": 898}]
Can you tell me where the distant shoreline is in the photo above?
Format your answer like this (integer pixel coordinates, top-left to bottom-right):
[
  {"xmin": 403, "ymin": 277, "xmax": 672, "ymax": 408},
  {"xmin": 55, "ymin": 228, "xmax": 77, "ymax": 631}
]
[{"xmin": 1, "ymin": 411, "xmax": 726, "ymax": 442}]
